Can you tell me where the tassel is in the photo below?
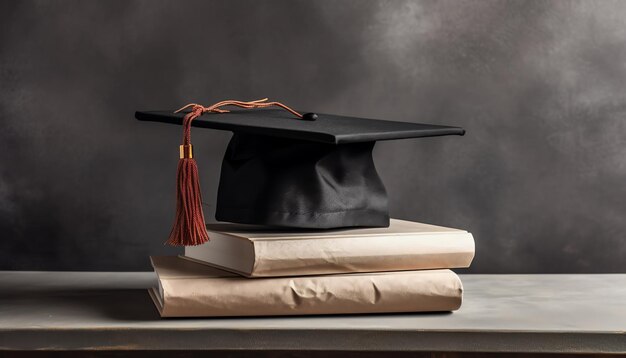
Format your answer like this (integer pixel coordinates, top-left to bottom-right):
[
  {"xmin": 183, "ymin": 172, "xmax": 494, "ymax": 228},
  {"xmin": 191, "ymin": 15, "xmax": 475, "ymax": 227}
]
[
  {"xmin": 167, "ymin": 99, "xmax": 302, "ymax": 246},
  {"xmin": 166, "ymin": 108, "xmax": 209, "ymax": 246}
]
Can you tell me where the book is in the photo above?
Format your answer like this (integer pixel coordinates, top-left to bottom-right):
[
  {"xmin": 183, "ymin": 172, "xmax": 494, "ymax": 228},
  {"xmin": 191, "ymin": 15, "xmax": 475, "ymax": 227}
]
[
  {"xmin": 184, "ymin": 219, "xmax": 475, "ymax": 277},
  {"xmin": 149, "ymin": 256, "xmax": 463, "ymax": 317}
]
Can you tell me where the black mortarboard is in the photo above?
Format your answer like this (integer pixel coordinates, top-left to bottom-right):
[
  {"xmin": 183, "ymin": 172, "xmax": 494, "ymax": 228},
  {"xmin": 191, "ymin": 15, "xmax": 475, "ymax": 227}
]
[{"xmin": 136, "ymin": 99, "xmax": 464, "ymax": 246}]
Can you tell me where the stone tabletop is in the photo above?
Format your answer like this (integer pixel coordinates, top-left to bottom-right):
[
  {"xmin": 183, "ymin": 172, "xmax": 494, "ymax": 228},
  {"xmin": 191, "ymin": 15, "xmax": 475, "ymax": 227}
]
[{"xmin": 0, "ymin": 272, "xmax": 624, "ymax": 353}]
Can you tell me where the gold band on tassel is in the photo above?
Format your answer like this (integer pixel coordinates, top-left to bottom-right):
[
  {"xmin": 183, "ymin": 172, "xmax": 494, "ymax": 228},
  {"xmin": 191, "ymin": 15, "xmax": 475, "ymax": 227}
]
[{"xmin": 180, "ymin": 144, "xmax": 193, "ymax": 159}]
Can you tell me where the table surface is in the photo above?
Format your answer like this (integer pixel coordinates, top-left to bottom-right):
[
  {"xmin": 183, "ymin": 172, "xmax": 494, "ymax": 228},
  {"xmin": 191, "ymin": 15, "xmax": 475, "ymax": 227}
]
[{"xmin": 0, "ymin": 271, "xmax": 624, "ymax": 353}]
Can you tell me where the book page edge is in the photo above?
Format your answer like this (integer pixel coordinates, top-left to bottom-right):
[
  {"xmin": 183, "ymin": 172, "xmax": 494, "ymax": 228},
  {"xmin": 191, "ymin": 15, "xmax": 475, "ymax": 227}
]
[{"xmin": 148, "ymin": 287, "xmax": 164, "ymax": 317}]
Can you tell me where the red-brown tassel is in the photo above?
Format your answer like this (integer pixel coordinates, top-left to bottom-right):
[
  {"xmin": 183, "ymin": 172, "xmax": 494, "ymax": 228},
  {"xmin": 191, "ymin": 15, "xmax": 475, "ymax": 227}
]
[
  {"xmin": 166, "ymin": 107, "xmax": 209, "ymax": 246},
  {"xmin": 167, "ymin": 99, "xmax": 302, "ymax": 246}
]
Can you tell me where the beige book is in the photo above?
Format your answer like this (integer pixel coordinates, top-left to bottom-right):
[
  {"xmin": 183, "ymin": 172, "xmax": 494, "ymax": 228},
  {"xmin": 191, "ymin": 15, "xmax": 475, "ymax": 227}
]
[
  {"xmin": 149, "ymin": 256, "xmax": 463, "ymax": 317},
  {"xmin": 184, "ymin": 219, "xmax": 475, "ymax": 277}
]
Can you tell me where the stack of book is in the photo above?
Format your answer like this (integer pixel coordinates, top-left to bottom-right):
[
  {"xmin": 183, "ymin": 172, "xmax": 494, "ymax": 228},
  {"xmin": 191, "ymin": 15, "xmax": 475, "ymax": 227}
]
[{"xmin": 149, "ymin": 219, "xmax": 475, "ymax": 317}]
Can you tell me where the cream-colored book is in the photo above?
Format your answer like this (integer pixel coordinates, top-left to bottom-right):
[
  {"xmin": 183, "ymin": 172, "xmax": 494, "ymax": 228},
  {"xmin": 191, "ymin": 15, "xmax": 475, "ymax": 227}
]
[
  {"xmin": 149, "ymin": 256, "xmax": 463, "ymax": 317},
  {"xmin": 184, "ymin": 219, "xmax": 475, "ymax": 277}
]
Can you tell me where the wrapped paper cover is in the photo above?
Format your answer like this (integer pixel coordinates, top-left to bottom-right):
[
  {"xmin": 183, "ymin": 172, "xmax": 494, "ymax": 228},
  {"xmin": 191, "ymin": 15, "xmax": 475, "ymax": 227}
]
[
  {"xmin": 185, "ymin": 219, "xmax": 475, "ymax": 277},
  {"xmin": 149, "ymin": 256, "xmax": 463, "ymax": 317}
]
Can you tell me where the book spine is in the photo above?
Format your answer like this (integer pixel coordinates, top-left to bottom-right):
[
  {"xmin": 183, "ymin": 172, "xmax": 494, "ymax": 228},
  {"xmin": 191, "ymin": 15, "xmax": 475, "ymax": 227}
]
[
  {"xmin": 158, "ymin": 269, "xmax": 462, "ymax": 317},
  {"xmin": 250, "ymin": 233, "xmax": 475, "ymax": 277}
]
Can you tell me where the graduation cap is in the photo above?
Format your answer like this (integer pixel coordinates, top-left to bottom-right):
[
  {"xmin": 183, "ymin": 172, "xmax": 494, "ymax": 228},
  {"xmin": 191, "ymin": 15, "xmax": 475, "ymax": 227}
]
[{"xmin": 136, "ymin": 99, "xmax": 465, "ymax": 246}]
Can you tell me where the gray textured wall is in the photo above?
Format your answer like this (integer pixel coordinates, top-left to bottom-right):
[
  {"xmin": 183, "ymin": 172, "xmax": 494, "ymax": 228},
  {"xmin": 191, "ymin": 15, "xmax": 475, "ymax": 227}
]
[{"xmin": 1, "ymin": 0, "xmax": 625, "ymax": 272}]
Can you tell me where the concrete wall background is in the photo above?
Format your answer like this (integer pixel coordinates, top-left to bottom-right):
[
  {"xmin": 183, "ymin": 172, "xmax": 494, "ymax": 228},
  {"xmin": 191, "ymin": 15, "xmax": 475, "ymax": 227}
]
[{"xmin": 1, "ymin": 0, "xmax": 625, "ymax": 272}]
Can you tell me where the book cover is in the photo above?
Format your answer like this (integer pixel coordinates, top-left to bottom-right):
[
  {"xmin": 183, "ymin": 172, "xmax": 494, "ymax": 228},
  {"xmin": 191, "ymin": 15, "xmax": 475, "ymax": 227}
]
[
  {"xmin": 184, "ymin": 219, "xmax": 475, "ymax": 277},
  {"xmin": 149, "ymin": 256, "xmax": 464, "ymax": 317}
]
